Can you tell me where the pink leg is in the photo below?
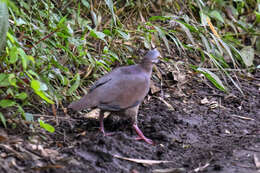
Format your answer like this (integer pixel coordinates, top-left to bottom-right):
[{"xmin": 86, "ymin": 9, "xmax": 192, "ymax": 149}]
[
  {"xmin": 133, "ymin": 124, "xmax": 154, "ymax": 145},
  {"xmin": 99, "ymin": 111, "xmax": 106, "ymax": 135},
  {"xmin": 99, "ymin": 111, "xmax": 114, "ymax": 136}
]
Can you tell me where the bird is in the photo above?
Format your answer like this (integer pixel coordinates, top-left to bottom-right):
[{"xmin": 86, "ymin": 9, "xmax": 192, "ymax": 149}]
[{"xmin": 68, "ymin": 48, "xmax": 161, "ymax": 144}]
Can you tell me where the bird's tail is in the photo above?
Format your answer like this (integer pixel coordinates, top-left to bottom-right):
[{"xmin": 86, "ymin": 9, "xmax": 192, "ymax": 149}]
[{"xmin": 68, "ymin": 94, "xmax": 97, "ymax": 111}]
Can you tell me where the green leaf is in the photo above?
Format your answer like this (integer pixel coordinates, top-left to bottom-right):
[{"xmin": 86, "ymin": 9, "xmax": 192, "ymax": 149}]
[
  {"xmin": 90, "ymin": 10, "xmax": 98, "ymax": 27},
  {"xmin": 38, "ymin": 119, "xmax": 55, "ymax": 133},
  {"xmin": 30, "ymin": 80, "xmax": 54, "ymax": 104},
  {"xmin": 255, "ymin": 11, "xmax": 260, "ymax": 24},
  {"xmin": 89, "ymin": 29, "xmax": 107, "ymax": 45},
  {"xmin": 209, "ymin": 10, "xmax": 224, "ymax": 23},
  {"xmin": 177, "ymin": 22, "xmax": 195, "ymax": 45},
  {"xmin": 240, "ymin": 46, "xmax": 254, "ymax": 67},
  {"xmin": 0, "ymin": 112, "xmax": 6, "ymax": 128},
  {"xmin": 154, "ymin": 26, "xmax": 170, "ymax": 53},
  {"xmin": 0, "ymin": 99, "xmax": 16, "ymax": 108},
  {"xmin": 105, "ymin": 0, "xmax": 116, "ymax": 25},
  {"xmin": 68, "ymin": 73, "xmax": 80, "ymax": 95},
  {"xmin": 81, "ymin": 0, "xmax": 90, "ymax": 8},
  {"xmin": 0, "ymin": 73, "xmax": 9, "ymax": 87},
  {"xmin": 31, "ymin": 79, "xmax": 41, "ymax": 91},
  {"xmin": 200, "ymin": 34, "xmax": 211, "ymax": 53},
  {"xmin": 25, "ymin": 113, "xmax": 34, "ymax": 122},
  {"xmin": 57, "ymin": 16, "xmax": 67, "ymax": 29},
  {"xmin": 103, "ymin": 29, "xmax": 111, "ymax": 36},
  {"xmin": 149, "ymin": 16, "xmax": 171, "ymax": 21},
  {"xmin": 116, "ymin": 30, "xmax": 130, "ymax": 40},
  {"xmin": 18, "ymin": 48, "xmax": 28, "ymax": 70},
  {"xmin": 8, "ymin": 73, "xmax": 17, "ymax": 87},
  {"xmin": 197, "ymin": 68, "xmax": 227, "ymax": 92},
  {"xmin": 9, "ymin": 46, "xmax": 18, "ymax": 64},
  {"xmin": 16, "ymin": 18, "xmax": 27, "ymax": 26},
  {"xmin": 15, "ymin": 92, "xmax": 28, "ymax": 100},
  {"xmin": 28, "ymin": 70, "xmax": 39, "ymax": 79},
  {"xmin": 200, "ymin": 11, "xmax": 208, "ymax": 26},
  {"xmin": 36, "ymin": 91, "xmax": 54, "ymax": 104},
  {"xmin": 7, "ymin": 32, "xmax": 15, "ymax": 44}
]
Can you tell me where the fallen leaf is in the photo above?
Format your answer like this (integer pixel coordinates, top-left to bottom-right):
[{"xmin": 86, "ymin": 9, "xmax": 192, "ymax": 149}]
[
  {"xmin": 150, "ymin": 81, "xmax": 160, "ymax": 94},
  {"xmin": 241, "ymin": 46, "xmax": 254, "ymax": 67},
  {"xmin": 152, "ymin": 168, "xmax": 186, "ymax": 173},
  {"xmin": 154, "ymin": 65, "xmax": 163, "ymax": 81},
  {"xmin": 114, "ymin": 154, "xmax": 174, "ymax": 165},
  {"xmin": 0, "ymin": 135, "xmax": 7, "ymax": 143},
  {"xmin": 83, "ymin": 109, "xmax": 110, "ymax": 119},
  {"xmin": 201, "ymin": 97, "xmax": 209, "ymax": 104}
]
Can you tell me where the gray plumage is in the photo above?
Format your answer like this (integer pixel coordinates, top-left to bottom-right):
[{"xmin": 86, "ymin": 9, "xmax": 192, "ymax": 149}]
[{"xmin": 68, "ymin": 48, "xmax": 161, "ymax": 144}]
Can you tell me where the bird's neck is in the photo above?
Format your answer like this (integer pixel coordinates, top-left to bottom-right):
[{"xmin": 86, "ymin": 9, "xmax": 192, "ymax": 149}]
[{"xmin": 140, "ymin": 63, "xmax": 153, "ymax": 76}]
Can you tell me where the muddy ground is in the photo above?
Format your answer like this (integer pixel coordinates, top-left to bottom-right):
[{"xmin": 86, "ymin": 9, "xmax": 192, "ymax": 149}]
[{"xmin": 0, "ymin": 69, "xmax": 259, "ymax": 173}]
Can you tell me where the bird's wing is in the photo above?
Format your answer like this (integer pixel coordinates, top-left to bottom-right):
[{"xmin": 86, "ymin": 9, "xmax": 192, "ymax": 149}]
[
  {"xmin": 93, "ymin": 72, "xmax": 150, "ymax": 111},
  {"xmin": 89, "ymin": 68, "xmax": 120, "ymax": 92}
]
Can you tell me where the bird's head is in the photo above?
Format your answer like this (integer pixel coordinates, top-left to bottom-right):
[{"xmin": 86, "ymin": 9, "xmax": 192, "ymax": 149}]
[{"xmin": 142, "ymin": 48, "xmax": 161, "ymax": 64}]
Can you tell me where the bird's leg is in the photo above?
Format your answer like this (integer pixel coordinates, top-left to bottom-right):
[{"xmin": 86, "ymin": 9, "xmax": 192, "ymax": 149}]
[
  {"xmin": 127, "ymin": 106, "xmax": 154, "ymax": 145},
  {"xmin": 99, "ymin": 110, "xmax": 106, "ymax": 135},
  {"xmin": 99, "ymin": 110, "xmax": 114, "ymax": 136},
  {"xmin": 133, "ymin": 123, "xmax": 154, "ymax": 145}
]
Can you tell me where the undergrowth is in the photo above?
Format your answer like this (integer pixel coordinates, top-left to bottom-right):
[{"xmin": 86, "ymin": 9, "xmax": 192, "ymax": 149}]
[{"xmin": 0, "ymin": 0, "xmax": 259, "ymax": 131}]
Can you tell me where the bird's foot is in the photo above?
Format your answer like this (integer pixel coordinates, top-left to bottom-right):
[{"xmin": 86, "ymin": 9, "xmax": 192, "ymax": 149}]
[
  {"xmin": 135, "ymin": 136, "xmax": 154, "ymax": 145},
  {"xmin": 133, "ymin": 124, "xmax": 154, "ymax": 145},
  {"xmin": 100, "ymin": 128, "xmax": 114, "ymax": 136}
]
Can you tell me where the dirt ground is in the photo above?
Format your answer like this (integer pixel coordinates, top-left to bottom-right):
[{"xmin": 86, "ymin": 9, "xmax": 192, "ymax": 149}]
[{"xmin": 0, "ymin": 68, "xmax": 259, "ymax": 173}]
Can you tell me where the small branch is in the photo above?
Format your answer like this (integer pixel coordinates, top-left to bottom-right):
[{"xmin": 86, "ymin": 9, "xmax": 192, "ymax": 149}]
[{"xmin": 25, "ymin": 28, "xmax": 59, "ymax": 52}]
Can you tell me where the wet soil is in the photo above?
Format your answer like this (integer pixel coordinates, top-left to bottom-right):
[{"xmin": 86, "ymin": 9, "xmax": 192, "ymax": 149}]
[{"xmin": 0, "ymin": 70, "xmax": 259, "ymax": 173}]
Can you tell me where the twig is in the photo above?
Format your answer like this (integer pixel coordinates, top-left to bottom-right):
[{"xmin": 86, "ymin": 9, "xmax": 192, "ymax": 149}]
[
  {"xmin": 25, "ymin": 28, "xmax": 59, "ymax": 52},
  {"xmin": 0, "ymin": 144, "xmax": 24, "ymax": 160},
  {"xmin": 230, "ymin": 114, "xmax": 255, "ymax": 121}
]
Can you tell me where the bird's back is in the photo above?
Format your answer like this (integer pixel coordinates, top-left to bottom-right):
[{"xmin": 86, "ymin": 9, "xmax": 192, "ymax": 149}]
[{"xmin": 68, "ymin": 64, "xmax": 151, "ymax": 111}]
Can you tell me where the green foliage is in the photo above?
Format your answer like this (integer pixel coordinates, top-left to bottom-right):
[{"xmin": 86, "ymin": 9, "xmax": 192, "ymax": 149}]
[
  {"xmin": 38, "ymin": 119, "xmax": 55, "ymax": 133},
  {"xmin": 0, "ymin": 112, "xmax": 7, "ymax": 128}
]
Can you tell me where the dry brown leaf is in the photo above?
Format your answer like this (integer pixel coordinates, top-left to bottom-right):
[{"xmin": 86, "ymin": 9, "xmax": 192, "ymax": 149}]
[
  {"xmin": 172, "ymin": 72, "xmax": 186, "ymax": 83},
  {"xmin": 83, "ymin": 65, "xmax": 93, "ymax": 79},
  {"xmin": 52, "ymin": 104, "xmax": 56, "ymax": 117},
  {"xmin": 42, "ymin": 148, "xmax": 59, "ymax": 158},
  {"xmin": 114, "ymin": 154, "xmax": 174, "ymax": 166},
  {"xmin": 201, "ymin": 97, "xmax": 209, "ymax": 104},
  {"xmin": 154, "ymin": 65, "xmax": 162, "ymax": 81},
  {"xmin": 83, "ymin": 109, "xmax": 110, "ymax": 119},
  {"xmin": 150, "ymin": 81, "xmax": 161, "ymax": 94},
  {"xmin": 32, "ymin": 164, "xmax": 64, "ymax": 171},
  {"xmin": 200, "ymin": 97, "xmax": 219, "ymax": 109},
  {"xmin": 0, "ymin": 129, "xmax": 8, "ymax": 143},
  {"xmin": 0, "ymin": 135, "xmax": 8, "ymax": 143},
  {"xmin": 206, "ymin": 17, "xmax": 220, "ymax": 39}
]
